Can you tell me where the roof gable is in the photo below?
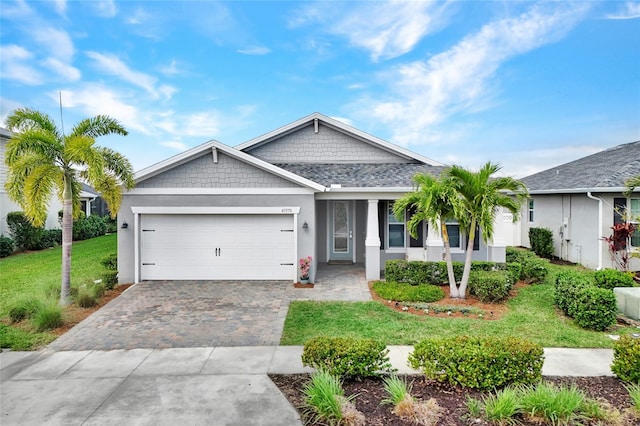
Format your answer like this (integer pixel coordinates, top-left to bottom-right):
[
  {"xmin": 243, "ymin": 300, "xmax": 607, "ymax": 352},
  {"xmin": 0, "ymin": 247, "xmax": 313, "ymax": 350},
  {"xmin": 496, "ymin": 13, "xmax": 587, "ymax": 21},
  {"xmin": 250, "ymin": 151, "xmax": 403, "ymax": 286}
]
[
  {"xmin": 236, "ymin": 113, "xmax": 443, "ymax": 166},
  {"xmin": 522, "ymin": 141, "xmax": 640, "ymax": 192}
]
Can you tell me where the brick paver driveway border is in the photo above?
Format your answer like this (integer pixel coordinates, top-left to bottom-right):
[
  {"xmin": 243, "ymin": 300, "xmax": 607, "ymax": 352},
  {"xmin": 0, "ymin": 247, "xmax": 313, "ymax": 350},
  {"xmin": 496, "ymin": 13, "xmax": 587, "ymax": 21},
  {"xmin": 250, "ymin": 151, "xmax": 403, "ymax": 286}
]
[{"xmin": 48, "ymin": 264, "xmax": 371, "ymax": 351}]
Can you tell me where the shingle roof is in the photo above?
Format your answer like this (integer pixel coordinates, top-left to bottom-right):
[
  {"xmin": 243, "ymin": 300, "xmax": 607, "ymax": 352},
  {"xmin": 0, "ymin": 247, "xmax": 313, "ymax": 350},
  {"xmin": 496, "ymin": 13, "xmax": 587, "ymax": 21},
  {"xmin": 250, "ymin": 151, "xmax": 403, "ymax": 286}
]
[
  {"xmin": 275, "ymin": 163, "xmax": 446, "ymax": 187},
  {"xmin": 521, "ymin": 141, "xmax": 640, "ymax": 192}
]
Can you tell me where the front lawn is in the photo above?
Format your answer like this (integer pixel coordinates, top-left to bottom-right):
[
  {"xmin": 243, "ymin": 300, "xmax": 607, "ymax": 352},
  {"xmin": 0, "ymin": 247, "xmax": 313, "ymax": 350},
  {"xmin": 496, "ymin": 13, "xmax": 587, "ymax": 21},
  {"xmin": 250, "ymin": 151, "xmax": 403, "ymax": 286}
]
[
  {"xmin": 281, "ymin": 263, "xmax": 634, "ymax": 348},
  {"xmin": 0, "ymin": 233, "xmax": 117, "ymax": 350}
]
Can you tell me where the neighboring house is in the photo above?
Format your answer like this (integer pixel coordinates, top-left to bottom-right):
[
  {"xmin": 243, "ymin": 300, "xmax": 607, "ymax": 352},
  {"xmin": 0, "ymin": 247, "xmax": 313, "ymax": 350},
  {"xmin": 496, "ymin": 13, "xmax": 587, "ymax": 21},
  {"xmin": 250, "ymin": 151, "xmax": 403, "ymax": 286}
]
[
  {"xmin": 0, "ymin": 127, "xmax": 101, "ymax": 236},
  {"xmin": 520, "ymin": 140, "xmax": 640, "ymax": 271},
  {"xmin": 118, "ymin": 113, "xmax": 515, "ymax": 284}
]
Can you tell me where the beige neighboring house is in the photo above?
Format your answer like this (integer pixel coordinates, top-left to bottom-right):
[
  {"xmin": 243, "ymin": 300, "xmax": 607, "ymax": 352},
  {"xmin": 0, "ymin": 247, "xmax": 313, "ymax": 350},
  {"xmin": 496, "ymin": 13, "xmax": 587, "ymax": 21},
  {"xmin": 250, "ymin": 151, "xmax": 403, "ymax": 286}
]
[
  {"xmin": 0, "ymin": 127, "xmax": 99, "ymax": 237},
  {"xmin": 519, "ymin": 140, "xmax": 640, "ymax": 271}
]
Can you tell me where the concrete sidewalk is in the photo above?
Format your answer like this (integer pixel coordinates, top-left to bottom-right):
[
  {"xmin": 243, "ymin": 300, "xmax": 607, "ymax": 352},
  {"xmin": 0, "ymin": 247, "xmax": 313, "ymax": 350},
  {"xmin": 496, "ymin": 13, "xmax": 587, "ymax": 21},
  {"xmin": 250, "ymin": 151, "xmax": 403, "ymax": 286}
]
[{"xmin": 0, "ymin": 346, "xmax": 614, "ymax": 426}]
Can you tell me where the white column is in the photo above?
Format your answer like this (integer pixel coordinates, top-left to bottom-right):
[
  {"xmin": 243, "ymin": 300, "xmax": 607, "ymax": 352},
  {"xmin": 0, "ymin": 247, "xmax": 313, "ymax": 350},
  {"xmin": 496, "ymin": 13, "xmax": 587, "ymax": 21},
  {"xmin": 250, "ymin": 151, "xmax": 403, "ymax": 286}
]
[
  {"xmin": 365, "ymin": 199, "xmax": 381, "ymax": 280},
  {"xmin": 488, "ymin": 207, "xmax": 507, "ymax": 262},
  {"xmin": 425, "ymin": 221, "xmax": 444, "ymax": 261}
]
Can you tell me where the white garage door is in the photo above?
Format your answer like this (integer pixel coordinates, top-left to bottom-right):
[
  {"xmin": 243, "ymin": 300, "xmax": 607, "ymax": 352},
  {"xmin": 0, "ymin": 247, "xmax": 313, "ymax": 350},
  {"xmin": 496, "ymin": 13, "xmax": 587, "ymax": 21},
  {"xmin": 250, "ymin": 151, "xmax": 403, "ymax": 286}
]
[{"xmin": 140, "ymin": 214, "xmax": 295, "ymax": 280}]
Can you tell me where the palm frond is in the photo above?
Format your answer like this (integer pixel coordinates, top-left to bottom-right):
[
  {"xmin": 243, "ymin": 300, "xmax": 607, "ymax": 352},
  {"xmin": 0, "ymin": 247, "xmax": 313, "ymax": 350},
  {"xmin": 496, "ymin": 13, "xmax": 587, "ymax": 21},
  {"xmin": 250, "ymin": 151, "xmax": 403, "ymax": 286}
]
[
  {"xmin": 4, "ymin": 129, "xmax": 63, "ymax": 166},
  {"xmin": 22, "ymin": 164, "xmax": 60, "ymax": 227},
  {"xmin": 97, "ymin": 146, "xmax": 135, "ymax": 189},
  {"xmin": 4, "ymin": 108, "xmax": 61, "ymax": 138},
  {"xmin": 70, "ymin": 115, "xmax": 128, "ymax": 138},
  {"xmin": 624, "ymin": 175, "xmax": 640, "ymax": 196}
]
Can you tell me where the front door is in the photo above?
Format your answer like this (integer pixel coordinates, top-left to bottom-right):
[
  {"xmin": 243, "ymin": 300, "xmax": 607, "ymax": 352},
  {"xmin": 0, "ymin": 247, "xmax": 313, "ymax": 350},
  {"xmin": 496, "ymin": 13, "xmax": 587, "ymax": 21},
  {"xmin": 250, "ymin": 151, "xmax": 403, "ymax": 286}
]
[{"xmin": 330, "ymin": 201, "xmax": 353, "ymax": 262}]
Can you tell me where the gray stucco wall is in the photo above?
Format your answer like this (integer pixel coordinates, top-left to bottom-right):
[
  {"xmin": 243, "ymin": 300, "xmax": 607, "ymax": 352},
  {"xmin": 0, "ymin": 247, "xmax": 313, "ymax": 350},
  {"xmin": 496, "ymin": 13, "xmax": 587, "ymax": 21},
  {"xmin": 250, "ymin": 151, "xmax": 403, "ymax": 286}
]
[
  {"xmin": 246, "ymin": 123, "xmax": 410, "ymax": 164},
  {"xmin": 118, "ymin": 193, "xmax": 316, "ymax": 283},
  {"xmin": 137, "ymin": 151, "xmax": 297, "ymax": 188}
]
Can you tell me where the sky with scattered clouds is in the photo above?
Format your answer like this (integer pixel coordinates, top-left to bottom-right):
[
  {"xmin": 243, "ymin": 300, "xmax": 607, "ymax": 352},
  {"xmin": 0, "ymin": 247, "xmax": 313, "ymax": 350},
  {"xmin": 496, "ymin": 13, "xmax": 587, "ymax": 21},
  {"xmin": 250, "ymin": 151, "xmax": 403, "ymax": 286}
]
[{"xmin": 1, "ymin": 0, "xmax": 638, "ymax": 177}]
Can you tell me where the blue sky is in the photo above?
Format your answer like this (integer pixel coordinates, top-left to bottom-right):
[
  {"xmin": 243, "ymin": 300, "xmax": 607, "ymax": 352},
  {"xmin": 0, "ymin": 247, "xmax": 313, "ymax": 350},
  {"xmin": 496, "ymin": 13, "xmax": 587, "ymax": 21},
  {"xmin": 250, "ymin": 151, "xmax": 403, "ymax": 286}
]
[{"xmin": 1, "ymin": 0, "xmax": 639, "ymax": 177}]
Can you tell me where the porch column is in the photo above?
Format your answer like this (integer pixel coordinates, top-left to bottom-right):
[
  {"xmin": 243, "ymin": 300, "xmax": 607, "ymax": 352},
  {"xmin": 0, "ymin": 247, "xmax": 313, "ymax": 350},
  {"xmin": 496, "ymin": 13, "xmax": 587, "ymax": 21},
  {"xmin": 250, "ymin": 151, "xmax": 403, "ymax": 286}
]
[
  {"xmin": 425, "ymin": 221, "xmax": 444, "ymax": 261},
  {"xmin": 365, "ymin": 199, "xmax": 381, "ymax": 280}
]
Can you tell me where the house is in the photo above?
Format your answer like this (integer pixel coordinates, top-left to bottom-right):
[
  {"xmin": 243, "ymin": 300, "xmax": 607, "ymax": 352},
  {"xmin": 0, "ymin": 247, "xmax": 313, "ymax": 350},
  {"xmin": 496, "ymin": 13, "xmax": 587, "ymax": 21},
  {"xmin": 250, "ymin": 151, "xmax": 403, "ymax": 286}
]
[
  {"xmin": 0, "ymin": 127, "xmax": 101, "ymax": 236},
  {"xmin": 117, "ymin": 113, "xmax": 515, "ymax": 284},
  {"xmin": 520, "ymin": 140, "xmax": 640, "ymax": 271}
]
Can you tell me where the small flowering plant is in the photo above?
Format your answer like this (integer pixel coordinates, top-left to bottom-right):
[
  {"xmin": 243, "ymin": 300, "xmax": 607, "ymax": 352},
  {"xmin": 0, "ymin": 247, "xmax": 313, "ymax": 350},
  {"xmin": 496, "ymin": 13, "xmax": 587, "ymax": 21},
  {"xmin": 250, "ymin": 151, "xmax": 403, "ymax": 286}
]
[{"xmin": 299, "ymin": 256, "xmax": 312, "ymax": 280}]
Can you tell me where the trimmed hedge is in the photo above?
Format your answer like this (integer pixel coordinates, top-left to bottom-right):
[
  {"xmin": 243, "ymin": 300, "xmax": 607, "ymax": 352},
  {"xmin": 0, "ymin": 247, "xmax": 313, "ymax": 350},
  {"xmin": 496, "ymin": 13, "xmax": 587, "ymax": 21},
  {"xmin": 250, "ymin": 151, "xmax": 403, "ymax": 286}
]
[
  {"xmin": 520, "ymin": 255, "xmax": 549, "ymax": 284},
  {"xmin": 594, "ymin": 269, "xmax": 636, "ymax": 290},
  {"xmin": 408, "ymin": 336, "xmax": 544, "ymax": 390},
  {"xmin": 0, "ymin": 235, "xmax": 15, "ymax": 257},
  {"xmin": 529, "ymin": 227, "xmax": 554, "ymax": 258},
  {"xmin": 301, "ymin": 336, "xmax": 393, "ymax": 378},
  {"xmin": 101, "ymin": 253, "xmax": 118, "ymax": 270},
  {"xmin": 554, "ymin": 270, "xmax": 617, "ymax": 331},
  {"xmin": 611, "ymin": 335, "xmax": 640, "ymax": 383},
  {"xmin": 469, "ymin": 270, "xmax": 511, "ymax": 302},
  {"xmin": 384, "ymin": 260, "xmax": 515, "ymax": 286},
  {"xmin": 73, "ymin": 215, "xmax": 107, "ymax": 241},
  {"xmin": 372, "ymin": 281, "xmax": 445, "ymax": 302},
  {"xmin": 6, "ymin": 211, "xmax": 51, "ymax": 251}
]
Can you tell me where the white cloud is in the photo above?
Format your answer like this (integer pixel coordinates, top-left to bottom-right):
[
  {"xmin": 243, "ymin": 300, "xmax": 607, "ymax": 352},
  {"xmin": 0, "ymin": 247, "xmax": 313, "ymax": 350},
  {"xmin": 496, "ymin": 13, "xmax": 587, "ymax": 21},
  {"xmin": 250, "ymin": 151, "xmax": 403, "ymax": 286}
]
[
  {"xmin": 94, "ymin": 0, "xmax": 117, "ymax": 18},
  {"xmin": 237, "ymin": 46, "xmax": 271, "ymax": 55},
  {"xmin": 86, "ymin": 52, "xmax": 176, "ymax": 100},
  {"xmin": 43, "ymin": 57, "xmax": 81, "ymax": 81},
  {"xmin": 359, "ymin": 3, "xmax": 590, "ymax": 146},
  {"xmin": 32, "ymin": 26, "xmax": 75, "ymax": 62},
  {"xmin": 52, "ymin": 0, "xmax": 67, "ymax": 16},
  {"xmin": 0, "ymin": 97, "xmax": 25, "ymax": 125},
  {"xmin": 330, "ymin": 116, "xmax": 353, "ymax": 126},
  {"xmin": 160, "ymin": 141, "xmax": 189, "ymax": 151},
  {"xmin": 605, "ymin": 1, "xmax": 640, "ymax": 19},
  {"xmin": 127, "ymin": 7, "xmax": 149, "ymax": 25},
  {"xmin": 183, "ymin": 112, "xmax": 220, "ymax": 137},
  {"xmin": 159, "ymin": 59, "xmax": 182, "ymax": 76},
  {"xmin": 0, "ymin": 44, "xmax": 42, "ymax": 85}
]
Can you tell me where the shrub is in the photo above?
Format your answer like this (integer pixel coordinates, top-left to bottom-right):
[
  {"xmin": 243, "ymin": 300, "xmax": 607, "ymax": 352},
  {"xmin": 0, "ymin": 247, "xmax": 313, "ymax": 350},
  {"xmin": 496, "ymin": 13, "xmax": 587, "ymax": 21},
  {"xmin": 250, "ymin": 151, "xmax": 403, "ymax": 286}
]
[
  {"xmin": 75, "ymin": 286, "xmax": 98, "ymax": 308},
  {"xmin": 529, "ymin": 227, "xmax": 554, "ymax": 259},
  {"xmin": 302, "ymin": 336, "xmax": 393, "ymax": 378},
  {"xmin": 32, "ymin": 302, "xmax": 64, "ymax": 331},
  {"xmin": 8, "ymin": 296, "xmax": 46, "ymax": 322},
  {"xmin": 468, "ymin": 270, "xmax": 511, "ymax": 302},
  {"xmin": 6, "ymin": 211, "xmax": 46, "ymax": 251},
  {"xmin": 520, "ymin": 255, "xmax": 549, "ymax": 284},
  {"xmin": 482, "ymin": 386, "xmax": 522, "ymax": 423},
  {"xmin": 302, "ymin": 370, "xmax": 360, "ymax": 425},
  {"xmin": 611, "ymin": 335, "xmax": 640, "ymax": 383},
  {"xmin": 568, "ymin": 286, "xmax": 617, "ymax": 331},
  {"xmin": 372, "ymin": 281, "xmax": 445, "ymax": 303},
  {"xmin": 408, "ymin": 336, "xmax": 544, "ymax": 390},
  {"xmin": 104, "ymin": 217, "xmax": 117, "ymax": 234},
  {"xmin": 594, "ymin": 268, "xmax": 636, "ymax": 290},
  {"xmin": 506, "ymin": 247, "xmax": 536, "ymax": 265},
  {"xmin": 519, "ymin": 382, "xmax": 586, "ymax": 425},
  {"xmin": 0, "ymin": 235, "xmax": 15, "ymax": 257},
  {"xmin": 101, "ymin": 270, "xmax": 118, "ymax": 289},
  {"xmin": 73, "ymin": 214, "xmax": 107, "ymax": 241},
  {"xmin": 101, "ymin": 252, "xmax": 118, "ymax": 270},
  {"xmin": 554, "ymin": 270, "xmax": 592, "ymax": 315},
  {"xmin": 384, "ymin": 260, "xmax": 511, "ymax": 286},
  {"xmin": 506, "ymin": 262, "xmax": 522, "ymax": 286},
  {"xmin": 41, "ymin": 229, "xmax": 62, "ymax": 247}
]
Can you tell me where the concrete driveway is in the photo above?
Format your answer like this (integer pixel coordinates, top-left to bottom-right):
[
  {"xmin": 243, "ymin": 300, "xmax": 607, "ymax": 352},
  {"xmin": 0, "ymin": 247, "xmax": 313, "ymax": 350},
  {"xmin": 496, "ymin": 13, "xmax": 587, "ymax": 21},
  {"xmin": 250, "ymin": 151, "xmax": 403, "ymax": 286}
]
[{"xmin": 48, "ymin": 264, "xmax": 371, "ymax": 351}]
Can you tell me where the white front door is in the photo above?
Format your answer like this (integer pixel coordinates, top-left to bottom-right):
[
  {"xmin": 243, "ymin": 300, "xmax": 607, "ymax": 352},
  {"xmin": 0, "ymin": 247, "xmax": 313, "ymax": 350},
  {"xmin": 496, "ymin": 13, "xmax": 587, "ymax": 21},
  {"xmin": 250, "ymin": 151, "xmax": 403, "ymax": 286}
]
[
  {"xmin": 329, "ymin": 201, "xmax": 353, "ymax": 262},
  {"xmin": 140, "ymin": 214, "xmax": 294, "ymax": 280}
]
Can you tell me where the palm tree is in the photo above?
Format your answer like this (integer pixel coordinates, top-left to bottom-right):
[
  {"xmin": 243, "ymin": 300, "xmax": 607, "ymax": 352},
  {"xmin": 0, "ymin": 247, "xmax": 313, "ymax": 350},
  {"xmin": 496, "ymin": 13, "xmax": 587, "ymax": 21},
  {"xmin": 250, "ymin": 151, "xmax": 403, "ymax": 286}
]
[
  {"xmin": 447, "ymin": 162, "xmax": 528, "ymax": 298},
  {"xmin": 4, "ymin": 108, "xmax": 134, "ymax": 305},
  {"xmin": 624, "ymin": 175, "xmax": 640, "ymax": 196},
  {"xmin": 393, "ymin": 172, "xmax": 465, "ymax": 297}
]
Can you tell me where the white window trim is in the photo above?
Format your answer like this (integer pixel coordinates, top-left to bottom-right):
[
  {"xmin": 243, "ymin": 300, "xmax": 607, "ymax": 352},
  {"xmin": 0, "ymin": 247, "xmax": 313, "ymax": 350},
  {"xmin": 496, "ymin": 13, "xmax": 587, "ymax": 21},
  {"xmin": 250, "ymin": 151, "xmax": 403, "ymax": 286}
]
[{"xmin": 386, "ymin": 202, "xmax": 406, "ymax": 251}]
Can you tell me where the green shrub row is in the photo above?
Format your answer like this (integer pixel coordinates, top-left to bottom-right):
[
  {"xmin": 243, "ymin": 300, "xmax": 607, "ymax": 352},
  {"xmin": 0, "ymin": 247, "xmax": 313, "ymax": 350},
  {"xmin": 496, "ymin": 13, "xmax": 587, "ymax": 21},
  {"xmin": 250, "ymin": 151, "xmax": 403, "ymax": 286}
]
[
  {"xmin": 384, "ymin": 260, "xmax": 519, "ymax": 286},
  {"xmin": 72, "ymin": 215, "xmax": 108, "ymax": 241},
  {"xmin": 372, "ymin": 281, "xmax": 445, "ymax": 303},
  {"xmin": 468, "ymin": 270, "xmax": 511, "ymax": 302},
  {"xmin": 302, "ymin": 336, "xmax": 394, "ymax": 378},
  {"xmin": 594, "ymin": 268, "xmax": 636, "ymax": 290},
  {"xmin": 505, "ymin": 247, "xmax": 549, "ymax": 284},
  {"xmin": 0, "ymin": 235, "xmax": 14, "ymax": 257},
  {"xmin": 528, "ymin": 227, "xmax": 554, "ymax": 258},
  {"xmin": 408, "ymin": 336, "xmax": 544, "ymax": 390},
  {"xmin": 554, "ymin": 270, "xmax": 617, "ymax": 331},
  {"xmin": 611, "ymin": 335, "xmax": 640, "ymax": 383},
  {"xmin": 8, "ymin": 296, "xmax": 64, "ymax": 331}
]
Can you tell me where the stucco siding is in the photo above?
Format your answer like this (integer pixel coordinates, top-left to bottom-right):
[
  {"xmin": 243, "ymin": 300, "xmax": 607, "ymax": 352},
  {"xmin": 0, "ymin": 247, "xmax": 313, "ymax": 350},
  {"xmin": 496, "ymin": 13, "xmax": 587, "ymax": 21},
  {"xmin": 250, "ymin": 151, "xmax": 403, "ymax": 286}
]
[
  {"xmin": 246, "ymin": 123, "xmax": 410, "ymax": 164},
  {"xmin": 118, "ymin": 193, "xmax": 316, "ymax": 283},
  {"xmin": 137, "ymin": 151, "xmax": 298, "ymax": 188}
]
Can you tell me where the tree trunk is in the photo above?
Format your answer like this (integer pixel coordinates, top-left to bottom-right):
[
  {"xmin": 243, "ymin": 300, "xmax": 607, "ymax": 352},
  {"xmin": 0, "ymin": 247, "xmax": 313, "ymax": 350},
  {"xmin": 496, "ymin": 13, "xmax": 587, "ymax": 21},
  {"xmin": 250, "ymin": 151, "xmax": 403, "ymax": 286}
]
[
  {"xmin": 60, "ymin": 175, "xmax": 73, "ymax": 306},
  {"xmin": 457, "ymin": 218, "xmax": 476, "ymax": 299},
  {"xmin": 440, "ymin": 219, "xmax": 459, "ymax": 298}
]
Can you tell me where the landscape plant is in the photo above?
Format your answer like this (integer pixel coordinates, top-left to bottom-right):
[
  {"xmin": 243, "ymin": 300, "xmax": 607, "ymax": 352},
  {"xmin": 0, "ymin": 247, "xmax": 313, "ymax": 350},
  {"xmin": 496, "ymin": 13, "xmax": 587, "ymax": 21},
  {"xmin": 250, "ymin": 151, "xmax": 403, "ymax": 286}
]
[
  {"xmin": 302, "ymin": 370, "xmax": 364, "ymax": 426},
  {"xmin": 594, "ymin": 268, "xmax": 635, "ymax": 289},
  {"xmin": 32, "ymin": 300, "xmax": 64, "ymax": 331},
  {"xmin": 4, "ymin": 108, "xmax": 134, "ymax": 305},
  {"xmin": 528, "ymin": 227, "xmax": 554, "ymax": 258},
  {"xmin": 381, "ymin": 375, "xmax": 443, "ymax": 426},
  {"xmin": 447, "ymin": 162, "xmax": 528, "ymax": 298},
  {"xmin": 482, "ymin": 386, "xmax": 521, "ymax": 425},
  {"xmin": 8, "ymin": 296, "xmax": 46, "ymax": 323},
  {"xmin": 611, "ymin": 335, "xmax": 640, "ymax": 383},
  {"xmin": 0, "ymin": 235, "xmax": 15, "ymax": 257},
  {"xmin": 468, "ymin": 270, "xmax": 511, "ymax": 302},
  {"xmin": 519, "ymin": 382, "xmax": 585, "ymax": 425},
  {"xmin": 625, "ymin": 383, "xmax": 640, "ymax": 412},
  {"xmin": 372, "ymin": 281, "xmax": 445, "ymax": 303},
  {"xmin": 602, "ymin": 222, "xmax": 636, "ymax": 271}
]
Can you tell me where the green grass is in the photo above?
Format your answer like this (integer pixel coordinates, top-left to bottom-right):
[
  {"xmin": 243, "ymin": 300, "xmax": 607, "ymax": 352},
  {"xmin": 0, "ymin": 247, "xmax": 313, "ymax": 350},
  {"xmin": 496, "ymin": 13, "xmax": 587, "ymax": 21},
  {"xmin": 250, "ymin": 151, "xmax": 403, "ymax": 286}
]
[
  {"xmin": 302, "ymin": 370, "xmax": 347, "ymax": 425},
  {"xmin": 281, "ymin": 262, "xmax": 630, "ymax": 348},
  {"xmin": 0, "ymin": 234, "xmax": 116, "ymax": 349},
  {"xmin": 372, "ymin": 281, "xmax": 445, "ymax": 302}
]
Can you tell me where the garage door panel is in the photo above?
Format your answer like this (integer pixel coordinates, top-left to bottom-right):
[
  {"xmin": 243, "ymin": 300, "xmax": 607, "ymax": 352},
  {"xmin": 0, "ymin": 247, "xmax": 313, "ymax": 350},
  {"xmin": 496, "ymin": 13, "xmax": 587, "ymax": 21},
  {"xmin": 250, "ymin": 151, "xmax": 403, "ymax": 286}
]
[{"xmin": 140, "ymin": 214, "xmax": 295, "ymax": 280}]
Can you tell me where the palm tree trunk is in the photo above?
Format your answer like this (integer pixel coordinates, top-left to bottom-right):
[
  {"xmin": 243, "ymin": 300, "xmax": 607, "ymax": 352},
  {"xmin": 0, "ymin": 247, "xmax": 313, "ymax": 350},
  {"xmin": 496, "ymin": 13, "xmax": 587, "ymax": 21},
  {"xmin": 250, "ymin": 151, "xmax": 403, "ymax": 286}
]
[
  {"xmin": 440, "ymin": 219, "xmax": 459, "ymax": 298},
  {"xmin": 457, "ymin": 219, "xmax": 476, "ymax": 299},
  {"xmin": 60, "ymin": 175, "xmax": 73, "ymax": 306}
]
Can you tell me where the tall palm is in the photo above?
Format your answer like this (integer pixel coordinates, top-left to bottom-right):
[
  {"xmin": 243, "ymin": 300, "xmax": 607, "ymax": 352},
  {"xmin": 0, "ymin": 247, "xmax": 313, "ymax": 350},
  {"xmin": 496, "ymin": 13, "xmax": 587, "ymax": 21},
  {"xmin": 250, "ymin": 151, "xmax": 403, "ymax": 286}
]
[
  {"xmin": 447, "ymin": 162, "xmax": 528, "ymax": 298},
  {"xmin": 4, "ymin": 108, "xmax": 134, "ymax": 305},
  {"xmin": 393, "ymin": 172, "xmax": 464, "ymax": 297},
  {"xmin": 624, "ymin": 175, "xmax": 640, "ymax": 196}
]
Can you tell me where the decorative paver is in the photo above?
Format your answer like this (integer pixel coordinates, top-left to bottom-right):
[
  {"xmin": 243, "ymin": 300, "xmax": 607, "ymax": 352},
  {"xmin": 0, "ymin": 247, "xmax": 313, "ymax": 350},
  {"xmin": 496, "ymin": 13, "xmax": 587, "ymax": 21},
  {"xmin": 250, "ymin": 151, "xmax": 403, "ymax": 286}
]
[{"xmin": 47, "ymin": 264, "xmax": 370, "ymax": 351}]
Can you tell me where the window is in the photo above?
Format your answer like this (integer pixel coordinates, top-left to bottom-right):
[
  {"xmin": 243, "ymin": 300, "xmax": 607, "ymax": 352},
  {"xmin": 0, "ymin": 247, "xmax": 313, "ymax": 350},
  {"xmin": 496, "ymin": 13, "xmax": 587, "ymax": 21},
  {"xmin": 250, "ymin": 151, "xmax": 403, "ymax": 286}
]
[
  {"xmin": 387, "ymin": 203, "xmax": 405, "ymax": 248},
  {"xmin": 631, "ymin": 198, "xmax": 640, "ymax": 248},
  {"xmin": 445, "ymin": 221, "xmax": 480, "ymax": 251},
  {"xmin": 528, "ymin": 199, "xmax": 534, "ymax": 222}
]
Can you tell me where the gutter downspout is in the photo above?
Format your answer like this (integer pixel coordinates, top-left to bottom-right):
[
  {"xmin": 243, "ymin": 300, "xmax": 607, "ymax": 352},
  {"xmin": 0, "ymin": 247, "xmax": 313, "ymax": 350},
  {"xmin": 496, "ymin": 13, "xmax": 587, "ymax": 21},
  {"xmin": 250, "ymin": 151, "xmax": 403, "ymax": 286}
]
[{"xmin": 586, "ymin": 192, "xmax": 603, "ymax": 270}]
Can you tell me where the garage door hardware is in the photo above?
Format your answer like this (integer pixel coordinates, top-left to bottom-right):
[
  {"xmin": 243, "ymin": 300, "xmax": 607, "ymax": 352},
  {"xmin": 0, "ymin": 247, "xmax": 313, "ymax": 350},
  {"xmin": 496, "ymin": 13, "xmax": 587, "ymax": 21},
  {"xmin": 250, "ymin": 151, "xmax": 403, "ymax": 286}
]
[
  {"xmin": 142, "ymin": 229, "xmax": 155, "ymax": 232},
  {"xmin": 143, "ymin": 263, "xmax": 155, "ymax": 265},
  {"xmin": 281, "ymin": 263, "xmax": 294, "ymax": 266},
  {"xmin": 215, "ymin": 248, "xmax": 221, "ymax": 256},
  {"xmin": 280, "ymin": 229, "xmax": 294, "ymax": 232}
]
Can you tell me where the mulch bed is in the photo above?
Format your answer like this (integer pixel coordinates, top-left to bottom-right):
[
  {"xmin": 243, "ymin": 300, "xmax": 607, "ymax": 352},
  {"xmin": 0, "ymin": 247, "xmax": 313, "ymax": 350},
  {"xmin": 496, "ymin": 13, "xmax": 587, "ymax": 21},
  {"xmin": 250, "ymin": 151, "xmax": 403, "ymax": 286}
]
[{"xmin": 270, "ymin": 374, "xmax": 637, "ymax": 425}]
